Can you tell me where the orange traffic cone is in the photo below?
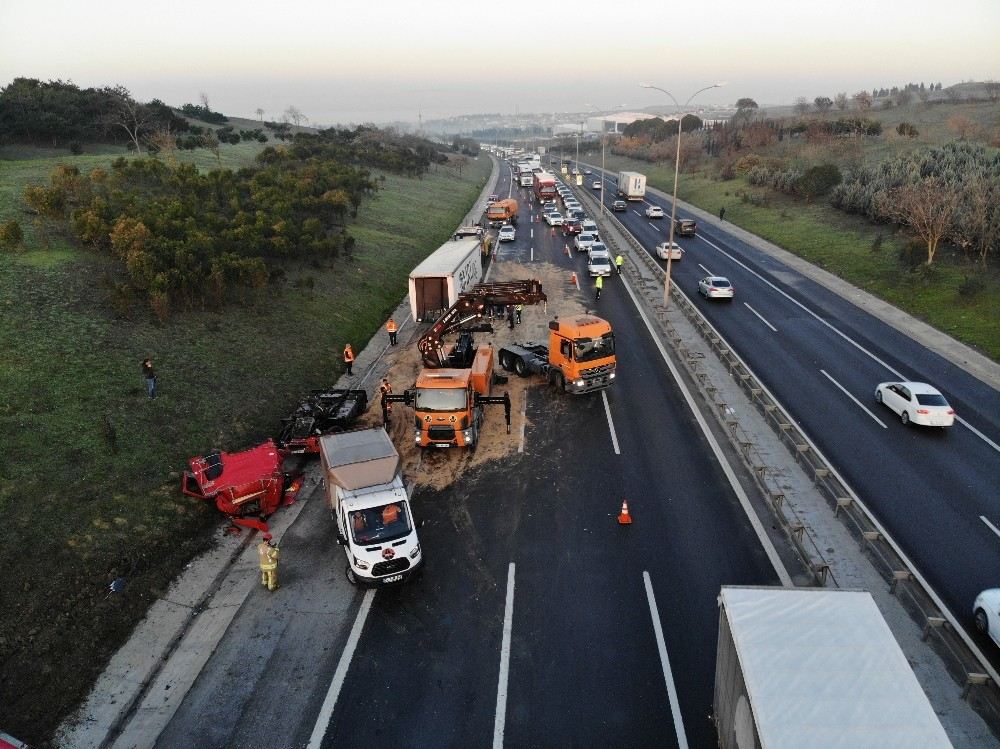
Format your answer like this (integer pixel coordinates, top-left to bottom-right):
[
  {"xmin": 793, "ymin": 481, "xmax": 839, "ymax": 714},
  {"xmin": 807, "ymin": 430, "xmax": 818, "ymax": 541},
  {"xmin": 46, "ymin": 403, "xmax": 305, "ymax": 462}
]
[
  {"xmin": 618, "ymin": 499, "xmax": 633, "ymax": 525},
  {"xmin": 570, "ymin": 271, "xmax": 578, "ymax": 286},
  {"xmin": 564, "ymin": 243, "xmax": 570, "ymax": 256}
]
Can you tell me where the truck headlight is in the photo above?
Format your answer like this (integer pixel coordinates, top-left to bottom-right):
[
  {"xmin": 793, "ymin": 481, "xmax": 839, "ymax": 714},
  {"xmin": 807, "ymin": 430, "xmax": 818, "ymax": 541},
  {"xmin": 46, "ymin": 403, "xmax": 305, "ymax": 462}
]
[
  {"xmin": 353, "ymin": 556, "xmax": 369, "ymax": 570},
  {"xmin": 462, "ymin": 429, "xmax": 472, "ymax": 441},
  {"xmin": 609, "ymin": 372, "xmax": 616, "ymax": 379},
  {"xmin": 574, "ymin": 379, "xmax": 585, "ymax": 387},
  {"xmin": 415, "ymin": 430, "xmax": 421, "ymax": 443},
  {"xmin": 409, "ymin": 543, "xmax": 421, "ymax": 559}
]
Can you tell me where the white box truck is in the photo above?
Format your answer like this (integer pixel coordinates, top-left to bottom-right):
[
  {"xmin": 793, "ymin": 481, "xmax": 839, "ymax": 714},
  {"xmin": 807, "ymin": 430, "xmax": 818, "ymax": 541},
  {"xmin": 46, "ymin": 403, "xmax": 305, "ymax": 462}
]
[
  {"xmin": 409, "ymin": 237, "xmax": 484, "ymax": 322},
  {"xmin": 321, "ymin": 428, "xmax": 423, "ymax": 586},
  {"xmin": 616, "ymin": 171, "xmax": 646, "ymax": 201},
  {"xmin": 714, "ymin": 586, "xmax": 951, "ymax": 749}
]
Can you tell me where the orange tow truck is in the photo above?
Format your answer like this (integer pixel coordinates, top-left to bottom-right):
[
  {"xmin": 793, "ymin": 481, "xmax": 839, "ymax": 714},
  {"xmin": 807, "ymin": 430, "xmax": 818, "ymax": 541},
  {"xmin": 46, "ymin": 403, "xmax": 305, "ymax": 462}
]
[
  {"xmin": 498, "ymin": 314, "xmax": 616, "ymax": 393},
  {"xmin": 382, "ymin": 280, "xmax": 547, "ymax": 448}
]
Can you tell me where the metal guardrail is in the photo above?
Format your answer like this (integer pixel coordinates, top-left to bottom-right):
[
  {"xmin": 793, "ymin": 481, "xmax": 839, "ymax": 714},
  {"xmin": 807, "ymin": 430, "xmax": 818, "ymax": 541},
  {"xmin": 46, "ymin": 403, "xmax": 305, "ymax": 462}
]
[{"xmin": 566, "ymin": 178, "xmax": 1000, "ymax": 728}]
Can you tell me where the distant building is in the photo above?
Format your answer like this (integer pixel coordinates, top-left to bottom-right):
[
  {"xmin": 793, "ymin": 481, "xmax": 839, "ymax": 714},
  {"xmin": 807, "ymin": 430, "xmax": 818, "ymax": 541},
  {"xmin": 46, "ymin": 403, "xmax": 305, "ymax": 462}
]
[{"xmin": 585, "ymin": 112, "xmax": 659, "ymax": 134}]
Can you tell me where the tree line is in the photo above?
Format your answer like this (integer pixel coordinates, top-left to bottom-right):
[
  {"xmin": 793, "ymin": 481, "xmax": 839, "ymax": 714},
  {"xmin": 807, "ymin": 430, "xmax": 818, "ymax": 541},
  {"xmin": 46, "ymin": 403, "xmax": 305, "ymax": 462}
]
[{"xmin": 18, "ymin": 126, "xmax": 451, "ymax": 319}]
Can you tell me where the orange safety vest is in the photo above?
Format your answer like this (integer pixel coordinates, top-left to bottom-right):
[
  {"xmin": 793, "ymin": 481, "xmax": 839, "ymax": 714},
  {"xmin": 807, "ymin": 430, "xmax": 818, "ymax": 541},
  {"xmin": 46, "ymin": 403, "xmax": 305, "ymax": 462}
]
[
  {"xmin": 386, "ymin": 319, "xmax": 398, "ymax": 333},
  {"xmin": 343, "ymin": 346, "xmax": 354, "ymax": 363}
]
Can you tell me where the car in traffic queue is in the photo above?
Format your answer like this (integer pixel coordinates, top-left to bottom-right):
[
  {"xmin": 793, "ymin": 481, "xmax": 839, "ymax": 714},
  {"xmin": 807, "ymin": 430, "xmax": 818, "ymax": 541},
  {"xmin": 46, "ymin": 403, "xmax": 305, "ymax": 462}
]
[
  {"xmin": 581, "ymin": 219, "xmax": 599, "ymax": 236},
  {"xmin": 587, "ymin": 248, "xmax": 612, "ymax": 276},
  {"xmin": 544, "ymin": 211, "xmax": 564, "ymax": 226},
  {"xmin": 655, "ymin": 241, "xmax": 684, "ymax": 261},
  {"xmin": 541, "ymin": 199, "xmax": 557, "ymax": 212},
  {"xmin": 698, "ymin": 276, "xmax": 735, "ymax": 300},
  {"xmin": 592, "ymin": 180, "xmax": 602, "ymax": 189},
  {"xmin": 645, "ymin": 205, "xmax": 665, "ymax": 219},
  {"xmin": 575, "ymin": 232, "xmax": 597, "ymax": 252},
  {"xmin": 562, "ymin": 218, "xmax": 582, "ymax": 235},
  {"xmin": 566, "ymin": 208, "xmax": 586, "ymax": 222},
  {"xmin": 498, "ymin": 224, "xmax": 516, "ymax": 242},
  {"xmin": 874, "ymin": 382, "xmax": 955, "ymax": 427},
  {"xmin": 674, "ymin": 218, "xmax": 697, "ymax": 236},
  {"xmin": 612, "ymin": 200, "xmax": 628, "ymax": 212},
  {"xmin": 974, "ymin": 589, "xmax": 1000, "ymax": 648},
  {"xmin": 589, "ymin": 242, "xmax": 609, "ymax": 258}
]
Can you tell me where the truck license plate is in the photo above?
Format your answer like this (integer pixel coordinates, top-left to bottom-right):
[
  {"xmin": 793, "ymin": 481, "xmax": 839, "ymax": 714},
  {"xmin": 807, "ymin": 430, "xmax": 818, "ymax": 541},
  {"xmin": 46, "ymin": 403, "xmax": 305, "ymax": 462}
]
[{"xmin": 382, "ymin": 574, "xmax": 403, "ymax": 584}]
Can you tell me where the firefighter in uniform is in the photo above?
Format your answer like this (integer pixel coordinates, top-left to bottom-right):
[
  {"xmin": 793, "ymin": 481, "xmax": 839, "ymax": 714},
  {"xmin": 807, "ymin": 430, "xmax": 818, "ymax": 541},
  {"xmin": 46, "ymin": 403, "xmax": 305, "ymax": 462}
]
[
  {"xmin": 343, "ymin": 343, "xmax": 355, "ymax": 376},
  {"xmin": 257, "ymin": 533, "xmax": 280, "ymax": 591},
  {"xmin": 386, "ymin": 317, "xmax": 398, "ymax": 345}
]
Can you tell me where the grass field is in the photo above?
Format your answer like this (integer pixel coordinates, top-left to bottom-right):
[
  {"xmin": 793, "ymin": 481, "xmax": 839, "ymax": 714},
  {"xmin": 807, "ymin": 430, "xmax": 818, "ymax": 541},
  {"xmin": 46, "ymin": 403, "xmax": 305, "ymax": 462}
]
[
  {"xmin": 592, "ymin": 137, "xmax": 1000, "ymax": 361},
  {"xmin": 0, "ymin": 144, "xmax": 491, "ymax": 744}
]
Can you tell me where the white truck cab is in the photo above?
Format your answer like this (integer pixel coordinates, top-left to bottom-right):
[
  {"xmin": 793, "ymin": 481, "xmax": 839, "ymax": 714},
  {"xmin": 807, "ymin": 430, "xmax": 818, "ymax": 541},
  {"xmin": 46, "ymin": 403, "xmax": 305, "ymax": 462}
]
[{"xmin": 320, "ymin": 428, "xmax": 423, "ymax": 586}]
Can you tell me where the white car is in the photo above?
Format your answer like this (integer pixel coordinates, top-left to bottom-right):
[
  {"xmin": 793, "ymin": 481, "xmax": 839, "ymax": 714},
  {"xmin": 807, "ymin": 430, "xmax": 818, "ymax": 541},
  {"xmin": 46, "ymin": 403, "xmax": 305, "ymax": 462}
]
[
  {"xmin": 588, "ymin": 250, "xmax": 612, "ymax": 276},
  {"xmin": 698, "ymin": 276, "xmax": 735, "ymax": 300},
  {"xmin": 974, "ymin": 589, "xmax": 1000, "ymax": 648},
  {"xmin": 589, "ymin": 242, "xmax": 608, "ymax": 258},
  {"xmin": 581, "ymin": 219, "xmax": 598, "ymax": 235},
  {"xmin": 655, "ymin": 242, "xmax": 684, "ymax": 261},
  {"xmin": 544, "ymin": 212, "xmax": 564, "ymax": 226},
  {"xmin": 584, "ymin": 169, "xmax": 592, "ymax": 175},
  {"xmin": 566, "ymin": 209, "xmax": 586, "ymax": 222},
  {"xmin": 645, "ymin": 205, "xmax": 665, "ymax": 219},
  {"xmin": 575, "ymin": 233, "xmax": 596, "ymax": 252},
  {"xmin": 498, "ymin": 225, "xmax": 516, "ymax": 242},
  {"xmin": 591, "ymin": 180, "xmax": 602, "ymax": 189},
  {"xmin": 874, "ymin": 381, "xmax": 955, "ymax": 427}
]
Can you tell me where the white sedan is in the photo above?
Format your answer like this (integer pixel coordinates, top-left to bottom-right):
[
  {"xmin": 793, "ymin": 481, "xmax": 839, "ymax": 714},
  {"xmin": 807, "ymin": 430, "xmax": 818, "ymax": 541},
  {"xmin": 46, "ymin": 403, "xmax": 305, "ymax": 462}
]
[
  {"xmin": 874, "ymin": 381, "xmax": 955, "ymax": 427},
  {"xmin": 498, "ymin": 225, "xmax": 516, "ymax": 242},
  {"xmin": 645, "ymin": 205, "xmax": 665, "ymax": 218},
  {"xmin": 974, "ymin": 589, "xmax": 1000, "ymax": 648},
  {"xmin": 575, "ymin": 233, "xmax": 596, "ymax": 252},
  {"xmin": 656, "ymin": 242, "xmax": 684, "ymax": 260},
  {"xmin": 544, "ymin": 212, "xmax": 564, "ymax": 226},
  {"xmin": 698, "ymin": 276, "xmax": 734, "ymax": 300},
  {"xmin": 588, "ymin": 250, "xmax": 612, "ymax": 276},
  {"xmin": 591, "ymin": 180, "xmax": 602, "ymax": 189}
]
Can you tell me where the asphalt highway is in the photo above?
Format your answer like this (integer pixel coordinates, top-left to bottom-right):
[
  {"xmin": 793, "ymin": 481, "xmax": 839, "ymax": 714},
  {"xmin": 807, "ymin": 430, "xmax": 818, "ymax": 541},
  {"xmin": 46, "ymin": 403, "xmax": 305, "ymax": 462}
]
[
  {"xmin": 568, "ymin": 158, "xmax": 1000, "ymax": 659},
  {"xmin": 155, "ymin": 162, "xmax": 784, "ymax": 748}
]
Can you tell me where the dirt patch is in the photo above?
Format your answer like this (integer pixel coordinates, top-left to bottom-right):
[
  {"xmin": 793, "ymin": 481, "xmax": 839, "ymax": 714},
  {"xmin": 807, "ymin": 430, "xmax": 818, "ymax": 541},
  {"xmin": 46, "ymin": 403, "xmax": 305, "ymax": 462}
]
[{"xmin": 356, "ymin": 259, "xmax": 591, "ymax": 492}]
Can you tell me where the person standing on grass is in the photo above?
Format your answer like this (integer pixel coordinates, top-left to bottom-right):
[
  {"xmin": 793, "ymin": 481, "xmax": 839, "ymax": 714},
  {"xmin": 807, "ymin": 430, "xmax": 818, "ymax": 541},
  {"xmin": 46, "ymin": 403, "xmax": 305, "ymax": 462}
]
[
  {"xmin": 595, "ymin": 275, "xmax": 603, "ymax": 300},
  {"xmin": 141, "ymin": 358, "xmax": 157, "ymax": 399},
  {"xmin": 343, "ymin": 344, "xmax": 355, "ymax": 376},
  {"xmin": 719, "ymin": 206, "xmax": 726, "ymax": 221},
  {"xmin": 386, "ymin": 317, "xmax": 398, "ymax": 346}
]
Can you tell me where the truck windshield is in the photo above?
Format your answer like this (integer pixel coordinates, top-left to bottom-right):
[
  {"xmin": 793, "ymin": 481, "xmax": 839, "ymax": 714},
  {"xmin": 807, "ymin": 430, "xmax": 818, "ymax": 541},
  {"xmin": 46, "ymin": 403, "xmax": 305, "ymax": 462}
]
[
  {"xmin": 413, "ymin": 387, "xmax": 467, "ymax": 411},
  {"xmin": 574, "ymin": 333, "xmax": 615, "ymax": 363},
  {"xmin": 349, "ymin": 501, "xmax": 412, "ymax": 545}
]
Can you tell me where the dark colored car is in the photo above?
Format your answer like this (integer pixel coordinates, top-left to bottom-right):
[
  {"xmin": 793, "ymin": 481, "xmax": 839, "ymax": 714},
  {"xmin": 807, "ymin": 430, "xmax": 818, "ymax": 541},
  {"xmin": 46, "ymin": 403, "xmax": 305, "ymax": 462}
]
[
  {"xmin": 562, "ymin": 218, "xmax": 582, "ymax": 235},
  {"xmin": 612, "ymin": 200, "xmax": 627, "ymax": 212},
  {"xmin": 674, "ymin": 218, "xmax": 697, "ymax": 236}
]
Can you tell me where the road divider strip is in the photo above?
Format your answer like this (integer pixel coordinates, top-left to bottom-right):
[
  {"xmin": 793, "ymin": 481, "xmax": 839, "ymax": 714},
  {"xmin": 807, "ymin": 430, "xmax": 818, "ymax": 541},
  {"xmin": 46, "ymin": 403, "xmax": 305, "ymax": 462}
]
[
  {"xmin": 643, "ymin": 572, "xmax": 689, "ymax": 749},
  {"xmin": 493, "ymin": 563, "xmax": 516, "ymax": 749},
  {"xmin": 743, "ymin": 303, "xmax": 777, "ymax": 333},
  {"xmin": 820, "ymin": 369, "xmax": 887, "ymax": 429},
  {"xmin": 601, "ymin": 391, "xmax": 621, "ymax": 455}
]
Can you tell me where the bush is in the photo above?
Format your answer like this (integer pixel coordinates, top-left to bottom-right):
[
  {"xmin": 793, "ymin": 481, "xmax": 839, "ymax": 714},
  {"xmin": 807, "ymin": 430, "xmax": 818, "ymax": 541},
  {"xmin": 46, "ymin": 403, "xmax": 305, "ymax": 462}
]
[
  {"xmin": 69, "ymin": 141, "xmax": 83, "ymax": 155},
  {"xmin": 795, "ymin": 163, "xmax": 842, "ymax": 200},
  {"xmin": 896, "ymin": 122, "xmax": 919, "ymax": 138},
  {"xmin": 0, "ymin": 219, "xmax": 24, "ymax": 250}
]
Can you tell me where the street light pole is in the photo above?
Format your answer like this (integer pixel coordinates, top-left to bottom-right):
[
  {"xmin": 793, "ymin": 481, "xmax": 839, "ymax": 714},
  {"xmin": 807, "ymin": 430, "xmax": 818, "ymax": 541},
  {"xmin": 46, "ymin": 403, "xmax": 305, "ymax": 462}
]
[{"xmin": 639, "ymin": 82, "xmax": 725, "ymax": 308}]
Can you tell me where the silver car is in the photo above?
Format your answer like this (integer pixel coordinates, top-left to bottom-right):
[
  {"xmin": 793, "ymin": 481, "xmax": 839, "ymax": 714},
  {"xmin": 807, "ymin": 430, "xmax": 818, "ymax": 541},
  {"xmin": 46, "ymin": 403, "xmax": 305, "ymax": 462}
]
[
  {"xmin": 498, "ymin": 225, "xmax": 516, "ymax": 242},
  {"xmin": 698, "ymin": 276, "xmax": 734, "ymax": 300},
  {"xmin": 575, "ymin": 233, "xmax": 596, "ymax": 252}
]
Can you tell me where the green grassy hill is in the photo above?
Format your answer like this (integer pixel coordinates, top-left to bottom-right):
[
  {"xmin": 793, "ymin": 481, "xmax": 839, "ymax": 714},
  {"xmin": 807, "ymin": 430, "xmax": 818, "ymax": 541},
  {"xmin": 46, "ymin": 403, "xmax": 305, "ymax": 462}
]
[{"xmin": 0, "ymin": 142, "xmax": 490, "ymax": 743}]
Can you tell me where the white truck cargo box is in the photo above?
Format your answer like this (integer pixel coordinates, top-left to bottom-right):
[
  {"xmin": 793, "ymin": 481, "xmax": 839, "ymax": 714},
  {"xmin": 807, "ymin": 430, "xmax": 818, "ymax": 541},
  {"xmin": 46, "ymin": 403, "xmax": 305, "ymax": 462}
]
[
  {"xmin": 616, "ymin": 171, "xmax": 646, "ymax": 200},
  {"xmin": 714, "ymin": 586, "xmax": 951, "ymax": 749},
  {"xmin": 409, "ymin": 238, "xmax": 483, "ymax": 322}
]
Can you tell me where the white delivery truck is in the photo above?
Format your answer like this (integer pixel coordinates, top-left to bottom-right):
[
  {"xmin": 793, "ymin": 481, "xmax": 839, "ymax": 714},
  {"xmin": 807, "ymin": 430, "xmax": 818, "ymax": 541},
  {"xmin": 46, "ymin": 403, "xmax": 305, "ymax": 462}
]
[
  {"xmin": 616, "ymin": 171, "xmax": 646, "ymax": 200},
  {"xmin": 321, "ymin": 428, "xmax": 423, "ymax": 586},
  {"xmin": 519, "ymin": 168, "xmax": 535, "ymax": 187},
  {"xmin": 409, "ymin": 237, "xmax": 484, "ymax": 322},
  {"xmin": 714, "ymin": 586, "xmax": 951, "ymax": 749}
]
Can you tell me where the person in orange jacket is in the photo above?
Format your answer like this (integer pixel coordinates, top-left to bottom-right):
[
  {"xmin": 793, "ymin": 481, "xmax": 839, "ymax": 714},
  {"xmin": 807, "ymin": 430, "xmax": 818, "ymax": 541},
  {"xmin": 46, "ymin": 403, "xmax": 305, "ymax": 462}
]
[
  {"xmin": 257, "ymin": 533, "xmax": 280, "ymax": 591},
  {"xmin": 386, "ymin": 317, "xmax": 398, "ymax": 345},
  {"xmin": 343, "ymin": 343, "xmax": 355, "ymax": 375}
]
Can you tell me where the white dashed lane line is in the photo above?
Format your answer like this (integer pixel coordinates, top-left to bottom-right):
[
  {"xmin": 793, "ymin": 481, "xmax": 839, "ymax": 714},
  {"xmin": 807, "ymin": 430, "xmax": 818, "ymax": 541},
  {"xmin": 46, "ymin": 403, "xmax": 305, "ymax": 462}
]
[{"xmin": 820, "ymin": 369, "xmax": 887, "ymax": 429}]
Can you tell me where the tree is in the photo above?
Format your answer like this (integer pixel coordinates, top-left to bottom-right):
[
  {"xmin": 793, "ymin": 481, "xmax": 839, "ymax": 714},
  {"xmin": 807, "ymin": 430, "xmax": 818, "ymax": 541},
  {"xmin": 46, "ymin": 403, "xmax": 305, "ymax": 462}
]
[
  {"xmin": 814, "ymin": 96, "xmax": 833, "ymax": 113},
  {"xmin": 793, "ymin": 97, "xmax": 810, "ymax": 116},
  {"xmin": 733, "ymin": 98, "xmax": 759, "ymax": 124},
  {"xmin": 0, "ymin": 219, "xmax": 23, "ymax": 250},
  {"xmin": 255, "ymin": 107, "xmax": 265, "ymax": 122},
  {"xmin": 834, "ymin": 92, "xmax": 848, "ymax": 110},
  {"xmin": 985, "ymin": 80, "xmax": 1000, "ymax": 103},
  {"xmin": 895, "ymin": 90, "xmax": 913, "ymax": 106},
  {"xmin": 102, "ymin": 85, "xmax": 157, "ymax": 153},
  {"xmin": 852, "ymin": 91, "xmax": 872, "ymax": 110},
  {"xmin": 876, "ymin": 178, "xmax": 959, "ymax": 265},
  {"xmin": 284, "ymin": 106, "xmax": 306, "ymax": 127},
  {"xmin": 200, "ymin": 92, "xmax": 211, "ymax": 111},
  {"xmin": 896, "ymin": 122, "xmax": 919, "ymax": 138},
  {"xmin": 948, "ymin": 114, "xmax": 979, "ymax": 140},
  {"xmin": 956, "ymin": 177, "xmax": 1000, "ymax": 265}
]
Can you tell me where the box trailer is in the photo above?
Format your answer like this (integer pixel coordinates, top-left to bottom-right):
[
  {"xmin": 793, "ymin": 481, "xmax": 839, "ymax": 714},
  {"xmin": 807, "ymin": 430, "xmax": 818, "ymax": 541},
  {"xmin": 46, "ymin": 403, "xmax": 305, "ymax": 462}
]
[
  {"xmin": 409, "ymin": 237, "xmax": 484, "ymax": 322},
  {"xmin": 714, "ymin": 586, "xmax": 951, "ymax": 749},
  {"xmin": 616, "ymin": 171, "xmax": 646, "ymax": 200}
]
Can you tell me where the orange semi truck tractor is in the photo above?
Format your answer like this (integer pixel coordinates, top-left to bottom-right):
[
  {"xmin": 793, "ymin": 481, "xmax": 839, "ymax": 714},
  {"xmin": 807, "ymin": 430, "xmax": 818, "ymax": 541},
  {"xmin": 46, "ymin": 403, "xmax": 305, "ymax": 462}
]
[
  {"xmin": 486, "ymin": 198, "xmax": 518, "ymax": 227},
  {"xmin": 498, "ymin": 314, "xmax": 616, "ymax": 393}
]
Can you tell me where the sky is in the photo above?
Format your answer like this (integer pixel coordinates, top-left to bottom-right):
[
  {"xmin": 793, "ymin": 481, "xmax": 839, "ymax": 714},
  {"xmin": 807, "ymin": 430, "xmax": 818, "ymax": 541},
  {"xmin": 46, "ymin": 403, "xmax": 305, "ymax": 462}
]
[{"xmin": 2, "ymin": 0, "xmax": 998, "ymax": 125}]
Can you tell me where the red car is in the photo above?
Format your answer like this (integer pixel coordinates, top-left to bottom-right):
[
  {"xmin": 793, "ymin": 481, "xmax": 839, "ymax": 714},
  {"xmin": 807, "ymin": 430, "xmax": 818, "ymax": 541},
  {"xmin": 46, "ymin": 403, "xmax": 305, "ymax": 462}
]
[{"xmin": 562, "ymin": 218, "xmax": 582, "ymax": 235}]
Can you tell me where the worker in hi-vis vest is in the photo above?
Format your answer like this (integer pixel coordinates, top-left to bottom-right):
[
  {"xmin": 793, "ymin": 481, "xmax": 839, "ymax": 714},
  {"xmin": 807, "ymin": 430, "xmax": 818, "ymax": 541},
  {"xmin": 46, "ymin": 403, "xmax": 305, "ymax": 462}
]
[{"xmin": 257, "ymin": 534, "xmax": 280, "ymax": 591}]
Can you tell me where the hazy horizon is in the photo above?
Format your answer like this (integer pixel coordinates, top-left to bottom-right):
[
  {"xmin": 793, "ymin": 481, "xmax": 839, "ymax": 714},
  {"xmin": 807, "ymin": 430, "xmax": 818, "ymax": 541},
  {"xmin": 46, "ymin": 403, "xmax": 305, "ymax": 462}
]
[{"xmin": 2, "ymin": 0, "xmax": 998, "ymax": 126}]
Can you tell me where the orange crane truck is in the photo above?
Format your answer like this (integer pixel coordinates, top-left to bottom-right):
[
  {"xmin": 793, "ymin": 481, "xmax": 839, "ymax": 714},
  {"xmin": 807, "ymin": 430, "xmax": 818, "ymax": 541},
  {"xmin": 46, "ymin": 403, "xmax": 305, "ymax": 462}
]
[
  {"xmin": 382, "ymin": 280, "xmax": 547, "ymax": 449},
  {"xmin": 498, "ymin": 314, "xmax": 616, "ymax": 393}
]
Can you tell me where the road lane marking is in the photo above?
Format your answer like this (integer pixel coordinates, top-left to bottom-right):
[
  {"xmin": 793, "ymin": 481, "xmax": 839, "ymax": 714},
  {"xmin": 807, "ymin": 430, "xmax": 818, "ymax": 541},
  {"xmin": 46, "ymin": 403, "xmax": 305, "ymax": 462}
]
[
  {"xmin": 620, "ymin": 276, "xmax": 793, "ymax": 585},
  {"xmin": 643, "ymin": 572, "xmax": 689, "ymax": 749},
  {"xmin": 695, "ymin": 234, "xmax": 1000, "ymax": 454},
  {"xmin": 743, "ymin": 303, "xmax": 777, "ymax": 332},
  {"xmin": 981, "ymin": 515, "xmax": 1000, "ymax": 540},
  {"xmin": 307, "ymin": 588, "xmax": 375, "ymax": 749},
  {"xmin": 530, "ymin": 227, "xmax": 533, "ymax": 240},
  {"xmin": 633, "ymin": 209, "xmax": 643, "ymax": 217},
  {"xmin": 820, "ymin": 369, "xmax": 887, "ymax": 428},
  {"xmin": 647, "ymin": 222, "xmax": 660, "ymax": 232},
  {"xmin": 530, "ymin": 246, "xmax": 534, "ymax": 262},
  {"xmin": 518, "ymin": 394, "xmax": 527, "ymax": 453},
  {"xmin": 493, "ymin": 563, "xmax": 516, "ymax": 749},
  {"xmin": 601, "ymin": 390, "xmax": 621, "ymax": 454},
  {"xmin": 698, "ymin": 263, "xmax": 713, "ymax": 276}
]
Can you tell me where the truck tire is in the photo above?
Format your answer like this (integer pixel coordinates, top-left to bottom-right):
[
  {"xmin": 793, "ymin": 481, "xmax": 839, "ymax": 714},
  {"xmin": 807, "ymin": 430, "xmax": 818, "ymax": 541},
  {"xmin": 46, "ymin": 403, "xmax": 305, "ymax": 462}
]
[
  {"xmin": 554, "ymin": 373, "xmax": 565, "ymax": 392},
  {"xmin": 499, "ymin": 351, "xmax": 513, "ymax": 371},
  {"xmin": 514, "ymin": 357, "xmax": 527, "ymax": 377}
]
